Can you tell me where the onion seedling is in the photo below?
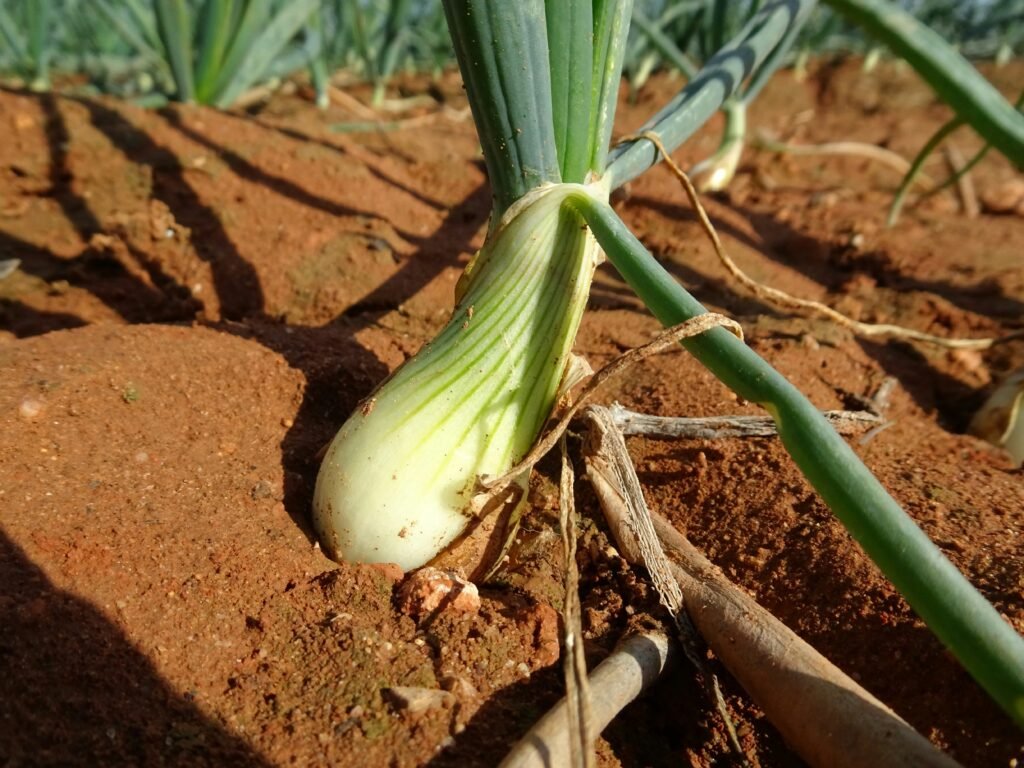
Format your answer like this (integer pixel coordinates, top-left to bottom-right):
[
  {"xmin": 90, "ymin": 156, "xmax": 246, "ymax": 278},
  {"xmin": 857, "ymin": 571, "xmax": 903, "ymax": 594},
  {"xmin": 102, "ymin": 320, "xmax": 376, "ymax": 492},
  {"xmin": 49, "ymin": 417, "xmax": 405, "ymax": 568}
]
[
  {"xmin": 0, "ymin": 0, "xmax": 52, "ymax": 90},
  {"xmin": 95, "ymin": 0, "xmax": 321, "ymax": 107},
  {"xmin": 314, "ymin": 0, "xmax": 1024, "ymax": 727}
]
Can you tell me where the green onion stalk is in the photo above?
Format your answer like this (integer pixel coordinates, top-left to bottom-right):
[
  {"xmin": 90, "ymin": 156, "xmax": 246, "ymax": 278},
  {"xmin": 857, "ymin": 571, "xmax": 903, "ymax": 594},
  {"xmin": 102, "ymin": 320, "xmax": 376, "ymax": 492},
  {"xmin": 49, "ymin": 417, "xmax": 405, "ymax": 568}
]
[
  {"xmin": 691, "ymin": 0, "xmax": 806, "ymax": 193},
  {"xmin": 314, "ymin": 0, "xmax": 1024, "ymax": 727}
]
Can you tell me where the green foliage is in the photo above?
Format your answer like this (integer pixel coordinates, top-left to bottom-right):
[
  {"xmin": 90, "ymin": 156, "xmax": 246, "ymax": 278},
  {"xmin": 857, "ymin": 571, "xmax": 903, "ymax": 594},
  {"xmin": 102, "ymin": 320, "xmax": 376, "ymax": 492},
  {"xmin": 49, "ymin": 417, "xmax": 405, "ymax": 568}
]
[
  {"xmin": 825, "ymin": 0, "xmax": 1024, "ymax": 166},
  {"xmin": 622, "ymin": 1, "xmax": 1024, "ymax": 97},
  {"xmin": 131, "ymin": 0, "xmax": 321, "ymax": 106},
  {"xmin": 326, "ymin": 0, "xmax": 452, "ymax": 105},
  {"xmin": 0, "ymin": 0, "xmax": 52, "ymax": 88}
]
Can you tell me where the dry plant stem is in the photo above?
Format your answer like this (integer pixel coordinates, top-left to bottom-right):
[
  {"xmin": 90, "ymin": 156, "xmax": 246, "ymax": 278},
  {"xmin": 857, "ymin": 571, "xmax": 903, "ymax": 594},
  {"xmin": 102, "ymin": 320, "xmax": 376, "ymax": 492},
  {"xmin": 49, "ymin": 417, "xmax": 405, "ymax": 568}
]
[
  {"xmin": 612, "ymin": 377, "xmax": 896, "ymax": 440},
  {"xmin": 498, "ymin": 632, "xmax": 673, "ymax": 768},
  {"xmin": 582, "ymin": 405, "xmax": 962, "ymax": 768},
  {"xmin": 609, "ymin": 403, "xmax": 883, "ymax": 439},
  {"xmin": 327, "ymin": 85, "xmax": 379, "ymax": 118},
  {"xmin": 476, "ymin": 313, "xmax": 741, "ymax": 502},
  {"xmin": 754, "ymin": 135, "xmax": 935, "ymax": 187},
  {"xmin": 558, "ymin": 436, "xmax": 594, "ymax": 768},
  {"xmin": 582, "ymin": 407, "xmax": 748, "ymax": 764},
  {"xmin": 943, "ymin": 143, "xmax": 979, "ymax": 218},
  {"xmin": 624, "ymin": 130, "xmax": 1019, "ymax": 351}
]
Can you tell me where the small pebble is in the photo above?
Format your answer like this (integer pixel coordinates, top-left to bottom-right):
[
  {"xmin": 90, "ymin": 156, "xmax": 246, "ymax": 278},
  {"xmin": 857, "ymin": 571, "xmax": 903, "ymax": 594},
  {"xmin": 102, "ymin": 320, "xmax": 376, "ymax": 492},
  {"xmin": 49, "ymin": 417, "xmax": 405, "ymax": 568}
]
[
  {"xmin": 397, "ymin": 567, "xmax": 480, "ymax": 620},
  {"xmin": 18, "ymin": 397, "xmax": 44, "ymax": 420},
  {"xmin": 384, "ymin": 686, "xmax": 454, "ymax": 714},
  {"xmin": 0, "ymin": 258, "xmax": 20, "ymax": 280},
  {"xmin": 440, "ymin": 676, "xmax": 478, "ymax": 700},
  {"xmin": 251, "ymin": 480, "xmax": 274, "ymax": 500},
  {"xmin": 980, "ymin": 179, "xmax": 1024, "ymax": 215}
]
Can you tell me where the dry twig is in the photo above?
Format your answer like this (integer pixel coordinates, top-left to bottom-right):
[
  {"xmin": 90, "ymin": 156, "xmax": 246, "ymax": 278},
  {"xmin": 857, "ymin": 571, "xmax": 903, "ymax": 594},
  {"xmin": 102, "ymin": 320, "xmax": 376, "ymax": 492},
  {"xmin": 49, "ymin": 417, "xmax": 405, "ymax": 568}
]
[
  {"xmin": 558, "ymin": 436, "xmax": 594, "ymax": 768},
  {"xmin": 610, "ymin": 376, "xmax": 895, "ymax": 440},
  {"xmin": 581, "ymin": 407, "xmax": 748, "ymax": 764},
  {"xmin": 609, "ymin": 402, "xmax": 882, "ymax": 439},
  {"xmin": 943, "ymin": 143, "xmax": 979, "ymax": 218},
  {"xmin": 753, "ymin": 134, "xmax": 935, "ymax": 187}
]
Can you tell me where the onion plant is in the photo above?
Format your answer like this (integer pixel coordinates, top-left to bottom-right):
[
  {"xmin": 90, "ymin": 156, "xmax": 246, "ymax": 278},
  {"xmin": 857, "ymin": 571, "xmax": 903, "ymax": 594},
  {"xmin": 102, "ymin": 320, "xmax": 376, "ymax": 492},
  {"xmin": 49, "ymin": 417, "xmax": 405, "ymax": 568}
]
[
  {"xmin": 309, "ymin": 0, "xmax": 451, "ymax": 108},
  {"xmin": 94, "ymin": 0, "xmax": 321, "ymax": 107},
  {"xmin": 314, "ymin": 0, "xmax": 1024, "ymax": 727},
  {"xmin": 0, "ymin": 0, "xmax": 52, "ymax": 90},
  {"xmin": 627, "ymin": 0, "xmax": 1024, "ymax": 192}
]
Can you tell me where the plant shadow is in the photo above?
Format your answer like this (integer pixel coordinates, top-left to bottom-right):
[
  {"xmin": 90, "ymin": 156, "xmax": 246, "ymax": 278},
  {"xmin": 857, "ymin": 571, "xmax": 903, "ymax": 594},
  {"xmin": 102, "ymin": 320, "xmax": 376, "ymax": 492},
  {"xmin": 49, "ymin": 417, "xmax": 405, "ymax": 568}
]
[
  {"xmin": 2, "ymin": 92, "xmax": 492, "ymax": 546},
  {"xmin": 0, "ymin": 530, "xmax": 272, "ymax": 767}
]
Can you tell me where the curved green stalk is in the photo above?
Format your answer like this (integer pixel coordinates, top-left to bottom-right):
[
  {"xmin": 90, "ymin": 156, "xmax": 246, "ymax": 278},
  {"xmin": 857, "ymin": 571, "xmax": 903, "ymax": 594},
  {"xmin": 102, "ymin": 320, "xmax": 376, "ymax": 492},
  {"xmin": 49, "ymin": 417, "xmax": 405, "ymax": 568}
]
[
  {"xmin": 606, "ymin": 0, "xmax": 818, "ymax": 189},
  {"xmin": 690, "ymin": 98, "xmax": 747, "ymax": 192},
  {"xmin": 920, "ymin": 90, "xmax": 1024, "ymax": 206},
  {"xmin": 741, "ymin": 0, "xmax": 806, "ymax": 105},
  {"xmin": 890, "ymin": 90, "xmax": 1024, "ymax": 226},
  {"xmin": 566, "ymin": 190, "xmax": 1024, "ymax": 729},
  {"xmin": 823, "ymin": 0, "xmax": 1024, "ymax": 166}
]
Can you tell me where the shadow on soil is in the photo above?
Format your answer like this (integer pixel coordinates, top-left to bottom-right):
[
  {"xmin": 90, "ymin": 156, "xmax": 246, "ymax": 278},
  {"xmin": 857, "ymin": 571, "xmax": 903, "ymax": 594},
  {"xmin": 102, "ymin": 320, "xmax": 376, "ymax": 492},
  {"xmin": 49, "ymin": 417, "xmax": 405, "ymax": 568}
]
[
  {"xmin": 856, "ymin": 337, "xmax": 983, "ymax": 431},
  {"xmin": 619, "ymin": 191, "xmax": 1010, "ymax": 422},
  {"xmin": 16, "ymin": 93, "xmax": 490, "ymax": 544},
  {"xmin": 428, "ymin": 648, "xmax": 718, "ymax": 768},
  {"xmin": 1, "ymin": 94, "xmax": 200, "ymax": 330},
  {"xmin": 629, "ymin": 191, "xmax": 1024, "ymax": 322},
  {"xmin": 81, "ymin": 99, "xmax": 265, "ymax": 320},
  {"xmin": 0, "ymin": 531, "xmax": 272, "ymax": 767}
]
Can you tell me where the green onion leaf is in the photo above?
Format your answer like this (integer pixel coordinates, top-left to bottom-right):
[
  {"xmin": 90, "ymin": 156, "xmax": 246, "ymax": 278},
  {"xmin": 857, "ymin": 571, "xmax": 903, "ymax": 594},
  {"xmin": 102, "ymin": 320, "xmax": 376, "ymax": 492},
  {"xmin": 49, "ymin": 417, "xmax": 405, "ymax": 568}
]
[
  {"xmin": 154, "ymin": 0, "xmax": 195, "ymax": 103},
  {"xmin": 442, "ymin": 0, "xmax": 561, "ymax": 216},
  {"xmin": 824, "ymin": 0, "xmax": 1024, "ymax": 166}
]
